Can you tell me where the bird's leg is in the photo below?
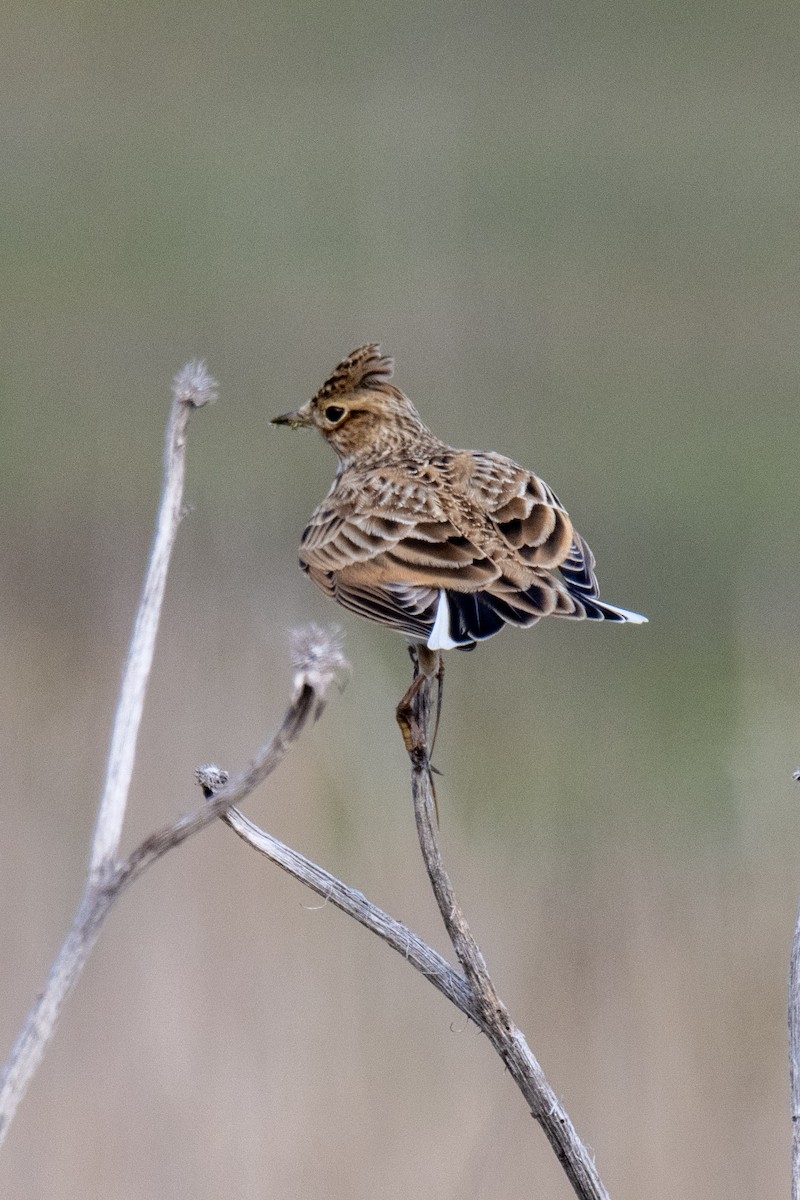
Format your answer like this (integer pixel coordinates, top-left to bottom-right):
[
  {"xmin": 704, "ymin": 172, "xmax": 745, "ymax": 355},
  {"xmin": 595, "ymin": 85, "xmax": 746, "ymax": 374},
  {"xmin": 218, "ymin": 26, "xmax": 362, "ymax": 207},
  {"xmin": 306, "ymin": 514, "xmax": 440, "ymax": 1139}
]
[
  {"xmin": 396, "ymin": 645, "xmax": 441, "ymax": 825},
  {"xmin": 396, "ymin": 645, "xmax": 427, "ymax": 754},
  {"xmin": 410, "ymin": 646, "xmax": 445, "ymax": 769},
  {"xmin": 430, "ymin": 652, "xmax": 445, "ymax": 761}
]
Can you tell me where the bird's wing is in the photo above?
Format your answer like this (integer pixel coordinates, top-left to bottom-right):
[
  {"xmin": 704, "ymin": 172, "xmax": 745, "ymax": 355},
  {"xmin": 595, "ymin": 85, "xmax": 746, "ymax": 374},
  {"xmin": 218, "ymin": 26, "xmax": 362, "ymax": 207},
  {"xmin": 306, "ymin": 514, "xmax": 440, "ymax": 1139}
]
[
  {"xmin": 299, "ymin": 472, "xmax": 499, "ymax": 591},
  {"xmin": 462, "ymin": 451, "xmax": 646, "ymax": 622},
  {"xmin": 304, "ymin": 561, "xmax": 440, "ymax": 641},
  {"xmin": 298, "ymin": 471, "xmax": 502, "ymax": 644},
  {"xmin": 463, "ymin": 451, "xmax": 579, "ymax": 573},
  {"xmin": 298, "ymin": 459, "xmax": 643, "ymax": 647},
  {"xmin": 556, "ymin": 531, "xmax": 601, "ymax": 600}
]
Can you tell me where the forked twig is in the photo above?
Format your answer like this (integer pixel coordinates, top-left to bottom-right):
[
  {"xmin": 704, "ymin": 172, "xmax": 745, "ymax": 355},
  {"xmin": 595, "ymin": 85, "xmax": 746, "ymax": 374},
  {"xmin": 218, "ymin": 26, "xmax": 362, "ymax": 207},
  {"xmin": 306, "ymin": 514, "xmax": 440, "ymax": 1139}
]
[
  {"xmin": 0, "ymin": 641, "xmax": 338, "ymax": 1149},
  {"xmin": 2, "ymin": 362, "xmax": 610, "ymax": 1200},
  {"xmin": 218, "ymin": 647, "xmax": 610, "ymax": 1200},
  {"xmin": 1, "ymin": 362, "xmax": 218, "ymax": 1147},
  {"xmin": 214, "ymin": 801, "xmax": 478, "ymax": 1021},
  {"xmin": 0, "ymin": 367, "xmax": 345, "ymax": 1151}
]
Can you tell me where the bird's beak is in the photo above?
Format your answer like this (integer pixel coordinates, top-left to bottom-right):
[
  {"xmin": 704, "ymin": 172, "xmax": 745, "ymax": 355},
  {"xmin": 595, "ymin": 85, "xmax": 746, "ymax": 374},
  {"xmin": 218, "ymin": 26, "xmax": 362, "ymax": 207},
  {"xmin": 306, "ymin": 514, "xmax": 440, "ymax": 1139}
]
[{"xmin": 271, "ymin": 400, "xmax": 314, "ymax": 429}]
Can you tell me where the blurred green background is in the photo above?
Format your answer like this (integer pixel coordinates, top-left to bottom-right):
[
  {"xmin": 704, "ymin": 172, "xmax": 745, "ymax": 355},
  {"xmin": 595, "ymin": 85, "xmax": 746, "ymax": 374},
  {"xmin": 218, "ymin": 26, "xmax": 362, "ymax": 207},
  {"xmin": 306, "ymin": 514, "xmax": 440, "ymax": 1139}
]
[{"xmin": 1, "ymin": 1, "xmax": 798, "ymax": 1196}]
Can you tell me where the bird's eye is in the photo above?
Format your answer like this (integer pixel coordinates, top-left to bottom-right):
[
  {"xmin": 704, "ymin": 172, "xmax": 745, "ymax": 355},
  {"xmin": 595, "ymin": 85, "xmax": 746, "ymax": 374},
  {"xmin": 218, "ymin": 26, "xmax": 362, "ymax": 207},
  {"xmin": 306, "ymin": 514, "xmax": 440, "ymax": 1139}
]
[{"xmin": 325, "ymin": 405, "xmax": 346, "ymax": 423}]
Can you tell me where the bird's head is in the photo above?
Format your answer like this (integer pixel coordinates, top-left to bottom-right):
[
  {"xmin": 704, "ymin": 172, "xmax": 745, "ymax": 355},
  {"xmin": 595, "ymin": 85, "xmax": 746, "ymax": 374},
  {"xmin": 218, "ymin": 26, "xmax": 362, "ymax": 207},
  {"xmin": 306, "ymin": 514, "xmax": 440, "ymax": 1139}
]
[{"xmin": 272, "ymin": 344, "xmax": 433, "ymax": 466}]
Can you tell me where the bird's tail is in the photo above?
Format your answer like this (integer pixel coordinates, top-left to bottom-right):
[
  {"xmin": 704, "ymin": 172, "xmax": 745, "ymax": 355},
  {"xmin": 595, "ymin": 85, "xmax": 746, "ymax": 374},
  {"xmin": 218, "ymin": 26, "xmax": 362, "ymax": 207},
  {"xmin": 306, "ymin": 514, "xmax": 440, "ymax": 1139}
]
[
  {"xmin": 558, "ymin": 534, "xmax": 647, "ymax": 623},
  {"xmin": 573, "ymin": 596, "xmax": 648, "ymax": 623}
]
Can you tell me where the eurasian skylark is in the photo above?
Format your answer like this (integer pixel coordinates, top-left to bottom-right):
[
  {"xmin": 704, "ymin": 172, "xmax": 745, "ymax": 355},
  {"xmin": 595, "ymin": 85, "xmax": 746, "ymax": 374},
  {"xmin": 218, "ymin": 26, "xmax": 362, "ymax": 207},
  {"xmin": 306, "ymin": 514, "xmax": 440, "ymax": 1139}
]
[{"xmin": 273, "ymin": 344, "xmax": 646, "ymax": 676}]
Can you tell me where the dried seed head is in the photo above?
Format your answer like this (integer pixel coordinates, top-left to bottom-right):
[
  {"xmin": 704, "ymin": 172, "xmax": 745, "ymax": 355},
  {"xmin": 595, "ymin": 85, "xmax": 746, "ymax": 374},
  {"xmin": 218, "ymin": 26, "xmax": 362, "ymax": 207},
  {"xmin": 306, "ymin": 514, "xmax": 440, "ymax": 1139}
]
[
  {"xmin": 195, "ymin": 764, "xmax": 230, "ymax": 797},
  {"xmin": 290, "ymin": 624, "xmax": 349, "ymax": 716},
  {"xmin": 172, "ymin": 359, "xmax": 219, "ymax": 408}
]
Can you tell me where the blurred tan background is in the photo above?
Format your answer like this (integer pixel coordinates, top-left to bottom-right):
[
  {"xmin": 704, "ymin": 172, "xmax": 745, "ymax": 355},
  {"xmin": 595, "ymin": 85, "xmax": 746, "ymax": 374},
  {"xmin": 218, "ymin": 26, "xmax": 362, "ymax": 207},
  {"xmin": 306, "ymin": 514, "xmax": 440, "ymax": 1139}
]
[{"xmin": 1, "ymin": 1, "xmax": 798, "ymax": 1196}]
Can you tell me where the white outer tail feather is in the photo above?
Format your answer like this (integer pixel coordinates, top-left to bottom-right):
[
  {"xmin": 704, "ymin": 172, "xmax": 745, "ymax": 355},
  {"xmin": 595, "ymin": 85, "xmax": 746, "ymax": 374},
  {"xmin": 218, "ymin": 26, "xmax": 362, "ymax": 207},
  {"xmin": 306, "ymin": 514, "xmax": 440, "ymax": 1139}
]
[
  {"xmin": 599, "ymin": 602, "xmax": 648, "ymax": 624},
  {"xmin": 428, "ymin": 590, "xmax": 460, "ymax": 650},
  {"xmin": 426, "ymin": 588, "xmax": 647, "ymax": 650}
]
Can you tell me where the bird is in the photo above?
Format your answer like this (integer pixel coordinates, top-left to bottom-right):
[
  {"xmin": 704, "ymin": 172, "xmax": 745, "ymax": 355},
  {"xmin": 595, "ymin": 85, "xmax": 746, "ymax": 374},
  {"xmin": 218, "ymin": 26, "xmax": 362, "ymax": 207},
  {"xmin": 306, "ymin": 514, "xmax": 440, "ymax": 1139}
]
[{"xmin": 273, "ymin": 344, "xmax": 646, "ymax": 743}]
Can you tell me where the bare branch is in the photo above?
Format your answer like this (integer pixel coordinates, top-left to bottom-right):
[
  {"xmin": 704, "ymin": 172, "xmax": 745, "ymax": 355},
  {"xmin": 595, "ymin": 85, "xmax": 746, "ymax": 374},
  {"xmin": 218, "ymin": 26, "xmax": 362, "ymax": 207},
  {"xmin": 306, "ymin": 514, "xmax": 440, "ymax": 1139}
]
[
  {"xmin": 114, "ymin": 669, "xmax": 330, "ymax": 895},
  {"xmin": 790, "ymin": 901, "xmax": 800, "ymax": 1200},
  {"xmin": 0, "ymin": 625, "xmax": 341, "ymax": 1149},
  {"xmin": 401, "ymin": 652, "xmax": 611, "ymax": 1200},
  {"xmin": 0, "ymin": 364, "xmax": 223, "ymax": 1149},
  {"xmin": 216, "ymin": 645, "xmax": 611, "ymax": 1199},
  {"xmin": 89, "ymin": 360, "xmax": 217, "ymax": 881},
  {"xmin": 2, "ymin": 356, "xmax": 610, "ymax": 1199},
  {"xmin": 220, "ymin": 804, "xmax": 478, "ymax": 1019}
]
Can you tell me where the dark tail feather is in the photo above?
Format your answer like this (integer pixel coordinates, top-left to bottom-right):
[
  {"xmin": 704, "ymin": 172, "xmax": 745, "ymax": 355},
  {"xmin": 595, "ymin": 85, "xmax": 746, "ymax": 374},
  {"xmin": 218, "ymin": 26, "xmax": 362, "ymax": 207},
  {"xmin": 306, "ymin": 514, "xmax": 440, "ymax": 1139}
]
[
  {"xmin": 447, "ymin": 591, "xmax": 507, "ymax": 643},
  {"xmin": 577, "ymin": 596, "xmax": 648, "ymax": 623},
  {"xmin": 430, "ymin": 574, "xmax": 646, "ymax": 655},
  {"xmin": 559, "ymin": 535, "xmax": 599, "ymax": 597},
  {"xmin": 560, "ymin": 536, "xmax": 647, "ymax": 623}
]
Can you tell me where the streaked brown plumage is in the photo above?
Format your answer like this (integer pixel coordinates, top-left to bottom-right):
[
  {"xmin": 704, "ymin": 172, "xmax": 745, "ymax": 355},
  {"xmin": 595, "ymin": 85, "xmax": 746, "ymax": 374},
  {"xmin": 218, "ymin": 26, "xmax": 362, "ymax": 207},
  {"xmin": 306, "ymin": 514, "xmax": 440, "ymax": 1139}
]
[{"xmin": 273, "ymin": 344, "xmax": 647, "ymax": 657}]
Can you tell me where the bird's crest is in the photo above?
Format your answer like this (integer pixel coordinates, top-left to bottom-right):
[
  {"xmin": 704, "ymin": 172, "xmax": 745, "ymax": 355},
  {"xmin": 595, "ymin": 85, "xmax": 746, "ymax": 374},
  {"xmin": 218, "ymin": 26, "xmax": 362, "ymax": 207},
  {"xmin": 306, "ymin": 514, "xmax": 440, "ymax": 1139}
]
[{"xmin": 313, "ymin": 344, "xmax": 395, "ymax": 403}]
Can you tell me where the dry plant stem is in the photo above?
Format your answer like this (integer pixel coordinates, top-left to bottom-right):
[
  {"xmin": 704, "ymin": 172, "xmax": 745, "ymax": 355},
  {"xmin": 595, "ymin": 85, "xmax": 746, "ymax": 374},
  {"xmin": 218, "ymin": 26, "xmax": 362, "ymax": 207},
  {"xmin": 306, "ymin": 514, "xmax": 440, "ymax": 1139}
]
[
  {"xmin": 221, "ymin": 656, "xmax": 609, "ymax": 1200},
  {"xmin": 789, "ymin": 900, "xmax": 800, "ymax": 1200},
  {"xmin": 0, "ymin": 673, "xmax": 325, "ymax": 1149},
  {"xmin": 89, "ymin": 394, "xmax": 194, "ymax": 879},
  {"xmin": 402, "ymin": 652, "xmax": 611, "ymax": 1200},
  {"xmin": 220, "ymin": 806, "xmax": 478, "ymax": 1020},
  {"xmin": 0, "ymin": 367, "xmax": 221, "ymax": 1150}
]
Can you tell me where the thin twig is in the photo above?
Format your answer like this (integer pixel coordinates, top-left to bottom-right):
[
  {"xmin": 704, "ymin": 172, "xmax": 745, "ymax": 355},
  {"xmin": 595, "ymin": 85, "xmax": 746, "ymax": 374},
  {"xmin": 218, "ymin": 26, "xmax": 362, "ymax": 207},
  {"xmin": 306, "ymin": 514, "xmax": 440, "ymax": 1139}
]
[
  {"xmin": 0, "ymin": 364, "xmax": 224, "ymax": 1149},
  {"xmin": 112, "ymin": 686, "xmax": 311, "ymax": 896},
  {"xmin": 790, "ymin": 900, "xmax": 800, "ymax": 1200},
  {"xmin": 114, "ymin": 627, "xmax": 347, "ymax": 896},
  {"xmin": 402, "ymin": 650, "xmax": 611, "ymax": 1200},
  {"xmin": 0, "ymin": 636, "xmax": 341, "ymax": 1149},
  {"xmin": 218, "ymin": 805, "xmax": 478, "ymax": 1021},
  {"xmin": 219, "ymin": 645, "xmax": 611, "ymax": 1200},
  {"xmin": 90, "ymin": 361, "xmax": 218, "ymax": 880}
]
